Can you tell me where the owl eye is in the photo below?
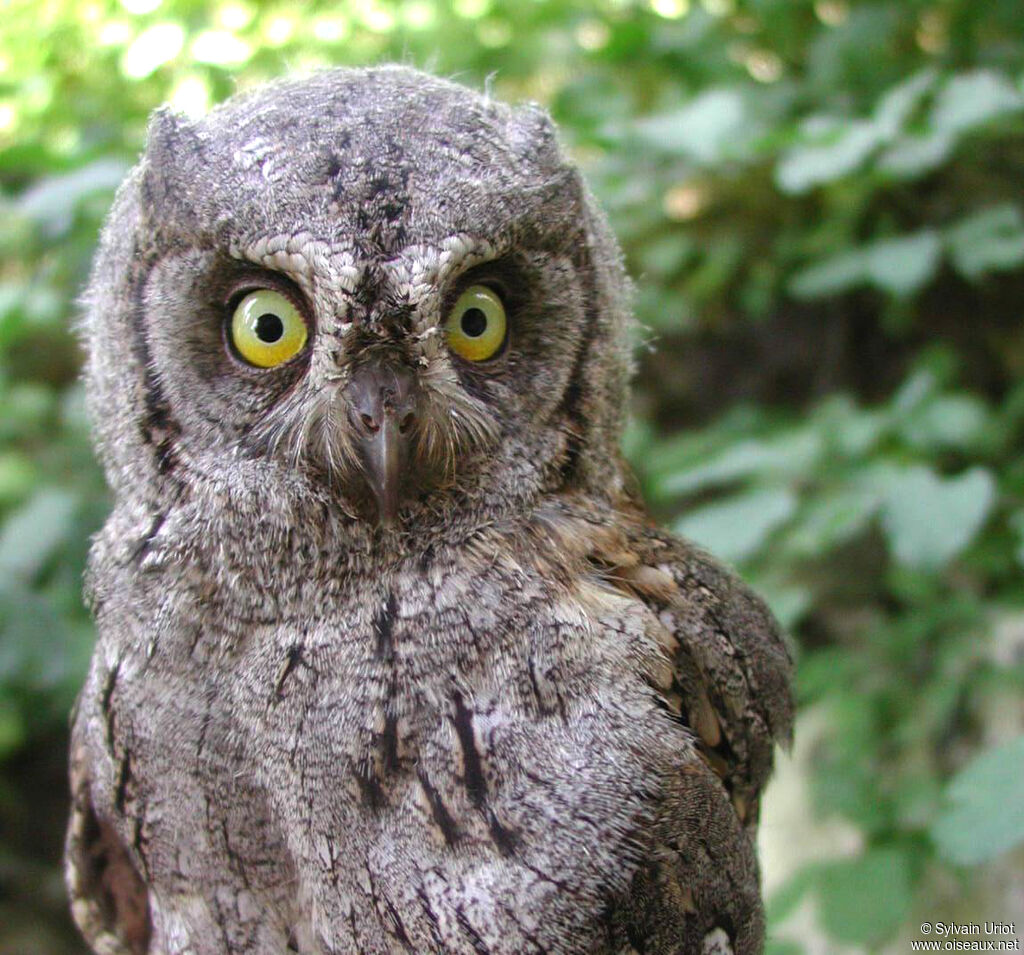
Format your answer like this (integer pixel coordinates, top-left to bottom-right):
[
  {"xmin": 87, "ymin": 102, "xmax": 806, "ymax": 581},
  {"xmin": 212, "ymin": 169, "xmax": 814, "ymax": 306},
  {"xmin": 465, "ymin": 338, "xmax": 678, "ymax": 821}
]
[
  {"xmin": 229, "ymin": 289, "xmax": 309, "ymax": 368},
  {"xmin": 444, "ymin": 285, "xmax": 507, "ymax": 362}
]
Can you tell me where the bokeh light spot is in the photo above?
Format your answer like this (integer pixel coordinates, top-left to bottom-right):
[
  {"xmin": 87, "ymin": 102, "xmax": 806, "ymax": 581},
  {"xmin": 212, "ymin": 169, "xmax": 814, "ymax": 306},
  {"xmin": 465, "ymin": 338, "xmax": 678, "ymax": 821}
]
[
  {"xmin": 169, "ymin": 75, "xmax": 211, "ymax": 117},
  {"xmin": 119, "ymin": 0, "xmax": 162, "ymax": 15},
  {"xmin": 191, "ymin": 30, "xmax": 253, "ymax": 66},
  {"xmin": 120, "ymin": 22, "xmax": 184, "ymax": 79},
  {"xmin": 650, "ymin": 0, "xmax": 689, "ymax": 18}
]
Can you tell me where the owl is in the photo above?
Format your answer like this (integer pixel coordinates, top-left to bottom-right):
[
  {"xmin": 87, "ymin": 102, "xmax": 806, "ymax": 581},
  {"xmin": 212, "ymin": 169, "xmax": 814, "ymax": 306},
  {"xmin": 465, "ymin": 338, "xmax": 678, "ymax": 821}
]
[{"xmin": 65, "ymin": 66, "xmax": 793, "ymax": 955}]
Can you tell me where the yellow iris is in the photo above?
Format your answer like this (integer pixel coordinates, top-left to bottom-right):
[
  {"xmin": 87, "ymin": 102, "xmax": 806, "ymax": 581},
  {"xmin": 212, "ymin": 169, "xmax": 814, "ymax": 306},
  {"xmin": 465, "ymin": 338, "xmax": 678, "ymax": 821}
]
[
  {"xmin": 444, "ymin": 285, "xmax": 507, "ymax": 362},
  {"xmin": 230, "ymin": 289, "xmax": 308, "ymax": 368}
]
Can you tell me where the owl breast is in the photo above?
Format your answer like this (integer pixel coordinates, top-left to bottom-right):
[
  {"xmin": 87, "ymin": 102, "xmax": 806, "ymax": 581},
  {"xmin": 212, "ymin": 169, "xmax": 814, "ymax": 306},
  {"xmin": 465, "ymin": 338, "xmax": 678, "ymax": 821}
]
[{"xmin": 81, "ymin": 526, "xmax": 686, "ymax": 953}]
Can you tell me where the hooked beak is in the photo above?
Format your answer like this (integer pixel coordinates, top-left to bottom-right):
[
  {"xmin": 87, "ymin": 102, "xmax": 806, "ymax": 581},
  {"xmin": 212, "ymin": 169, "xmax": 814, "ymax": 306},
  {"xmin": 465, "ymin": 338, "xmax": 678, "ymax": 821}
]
[{"xmin": 345, "ymin": 361, "xmax": 418, "ymax": 527}]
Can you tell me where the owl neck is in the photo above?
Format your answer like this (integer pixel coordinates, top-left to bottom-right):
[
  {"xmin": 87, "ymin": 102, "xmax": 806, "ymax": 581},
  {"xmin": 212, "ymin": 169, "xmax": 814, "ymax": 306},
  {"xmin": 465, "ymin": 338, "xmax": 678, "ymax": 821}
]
[{"xmin": 102, "ymin": 446, "xmax": 632, "ymax": 597}]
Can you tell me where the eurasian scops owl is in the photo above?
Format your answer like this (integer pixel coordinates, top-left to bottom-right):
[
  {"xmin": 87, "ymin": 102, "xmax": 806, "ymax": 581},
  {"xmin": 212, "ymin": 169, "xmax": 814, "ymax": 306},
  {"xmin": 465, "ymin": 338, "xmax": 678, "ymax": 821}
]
[{"xmin": 65, "ymin": 66, "xmax": 793, "ymax": 955}]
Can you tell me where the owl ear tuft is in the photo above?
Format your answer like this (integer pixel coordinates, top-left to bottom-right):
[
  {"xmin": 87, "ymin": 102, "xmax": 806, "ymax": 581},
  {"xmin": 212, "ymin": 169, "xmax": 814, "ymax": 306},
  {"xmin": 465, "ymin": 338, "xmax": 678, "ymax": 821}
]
[
  {"xmin": 506, "ymin": 103, "xmax": 564, "ymax": 172},
  {"xmin": 139, "ymin": 107, "xmax": 204, "ymax": 218},
  {"xmin": 145, "ymin": 106, "xmax": 203, "ymax": 162}
]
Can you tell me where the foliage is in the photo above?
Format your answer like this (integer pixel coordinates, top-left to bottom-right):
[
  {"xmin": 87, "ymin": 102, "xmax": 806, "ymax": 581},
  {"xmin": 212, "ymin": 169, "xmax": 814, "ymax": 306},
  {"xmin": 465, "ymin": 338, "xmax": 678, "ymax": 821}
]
[
  {"xmin": 930, "ymin": 735, "xmax": 1024, "ymax": 866},
  {"xmin": 2, "ymin": 0, "xmax": 1023, "ymax": 950}
]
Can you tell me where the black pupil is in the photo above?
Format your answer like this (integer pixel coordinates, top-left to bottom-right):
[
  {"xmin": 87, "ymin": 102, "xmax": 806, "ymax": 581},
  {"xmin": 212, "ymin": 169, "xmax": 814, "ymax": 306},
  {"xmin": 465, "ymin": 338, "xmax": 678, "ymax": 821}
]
[
  {"xmin": 255, "ymin": 312, "xmax": 284, "ymax": 343},
  {"xmin": 461, "ymin": 307, "xmax": 488, "ymax": 338}
]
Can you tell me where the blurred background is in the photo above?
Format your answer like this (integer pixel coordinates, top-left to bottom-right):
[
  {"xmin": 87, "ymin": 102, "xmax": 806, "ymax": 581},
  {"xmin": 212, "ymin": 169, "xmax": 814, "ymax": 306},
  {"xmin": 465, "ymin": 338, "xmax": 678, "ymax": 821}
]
[{"xmin": 1, "ymin": 0, "xmax": 1023, "ymax": 952}]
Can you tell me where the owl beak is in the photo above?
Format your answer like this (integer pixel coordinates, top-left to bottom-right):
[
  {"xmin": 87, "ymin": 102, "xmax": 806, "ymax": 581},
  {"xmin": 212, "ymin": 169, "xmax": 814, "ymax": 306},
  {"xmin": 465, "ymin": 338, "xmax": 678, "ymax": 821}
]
[{"xmin": 345, "ymin": 361, "xmax": 418, "ymax": 527}]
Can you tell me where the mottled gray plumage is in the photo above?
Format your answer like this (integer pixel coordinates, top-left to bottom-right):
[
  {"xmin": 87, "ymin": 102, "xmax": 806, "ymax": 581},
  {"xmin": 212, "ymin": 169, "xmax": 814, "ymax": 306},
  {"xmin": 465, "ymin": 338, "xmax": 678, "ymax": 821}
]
[{"xmin": 66, "ymin": 66, "xmax": 793, "ymax": 955}]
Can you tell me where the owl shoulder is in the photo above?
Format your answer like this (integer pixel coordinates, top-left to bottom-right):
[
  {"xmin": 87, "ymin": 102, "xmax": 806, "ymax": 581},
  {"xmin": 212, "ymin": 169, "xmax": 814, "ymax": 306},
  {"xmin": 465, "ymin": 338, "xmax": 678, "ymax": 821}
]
[{"xmin": 528, "ymin": 494, "xmax": 794, "ymax": 824}]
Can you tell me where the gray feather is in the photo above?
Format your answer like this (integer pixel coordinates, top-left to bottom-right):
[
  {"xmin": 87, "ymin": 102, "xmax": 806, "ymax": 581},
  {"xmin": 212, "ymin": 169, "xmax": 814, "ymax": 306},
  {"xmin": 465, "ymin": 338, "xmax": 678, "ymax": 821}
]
[{"xmin": 66, "ymin": 66, "xmax": 792, "ymax": 955}]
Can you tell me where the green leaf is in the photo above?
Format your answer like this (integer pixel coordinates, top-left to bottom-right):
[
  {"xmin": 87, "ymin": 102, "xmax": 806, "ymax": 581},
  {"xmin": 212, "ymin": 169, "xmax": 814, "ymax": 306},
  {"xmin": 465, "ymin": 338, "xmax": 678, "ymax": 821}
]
[
  {"xmin": 788, "ymin": 248, "xmax": 865, "ymax": 299},
  {"xmin": 889, "ymin": 368, "xmax": 938, "ymax": 415},
  {"xmin": 815, "ymin": 848, "xmax": 912, "ymax": 945},
  {"xmin": 931, "ymin": 69, "xmax": 1023, "ymax": 136},
  {"xmin": 15, "ymin": 158, "xmax": 129, "ymax": 236},
  {"xmin": 776, "ymin": 118, "xmax": 880, "ymax": 194},
  {"xmin": 656, "ymin": 431, "xmax": 822, "ymax": 497},
  {"xmin": 0, "ymin": 487, "xmax": 79, "ymax": 582},
  {"xmin": 879, "ymin": 466, "xmax": 996, "ymax": 569},
  {"xmin": 930, "ymin": 735, "xmax": 1024, "ymax": 864},
  {"xmin": 674, "ymin": 487, "xmax": 798, "ymax": 564},
  {"xmin": 863, "ymin": 230, "xmax": 941, "ymax": 298},
  {"xmin": 898, "ymin": 393, "xmax": 991, "ymax": 452},
  {"xmin": 873, "ymin": 69, "xmax": 936, "ymax": 138},
  {"xmin": 784, "ymin": 487, "xmax": 878, "ymax": 558},
  {"xmin": 635, "ymin": 233, "xmax": 695, "ymax": 279},
  {"xmin": 633, "ymin": 88, "xmax": 746, "ymax": 164},
  {"xmin": 877, "ymin": 130, "xmax": 953, "ymax": 179},
  {"xmin": 634, "ymin": 284, "xmax": 694, "ymax": 332},
  {"xmin": 811, "ymin": 396, "xmax": 888, "ymax": 457},
  {"xmin": 0, "ymin": 580, "xmax": 92, "ymax": 703},
  {"xmin": 945, "ymin": 204, "xmax": 1024, "ymax": 280},
  {"xmin": 789, "ymin": 231, "xmax": 940, "ymax": 300},
  {"xmin": 749, "ymin": 577, "xmax": 812, "ymax": 630}
]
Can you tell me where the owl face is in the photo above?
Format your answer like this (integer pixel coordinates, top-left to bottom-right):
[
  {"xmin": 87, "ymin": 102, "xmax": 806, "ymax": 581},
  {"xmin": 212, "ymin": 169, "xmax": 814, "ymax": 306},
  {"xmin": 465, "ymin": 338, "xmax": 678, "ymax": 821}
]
[{"xmin": 86, "ymin": 68, "xmax": 632, "ymax": 537}]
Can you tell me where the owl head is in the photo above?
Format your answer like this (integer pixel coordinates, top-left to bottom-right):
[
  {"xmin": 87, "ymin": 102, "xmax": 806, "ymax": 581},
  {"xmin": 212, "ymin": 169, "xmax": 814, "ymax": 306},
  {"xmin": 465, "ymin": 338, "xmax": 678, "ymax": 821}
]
[{"xmin": 83, "ymin": 67, "xmax": 633, "ymax": 543}]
